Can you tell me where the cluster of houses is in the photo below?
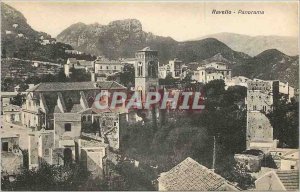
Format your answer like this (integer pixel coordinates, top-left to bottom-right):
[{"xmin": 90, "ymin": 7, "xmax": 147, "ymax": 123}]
[
  {"xmin": 1, "ymin": 47, "xmax": 299, "ymax": 191},
  {"xmin": 5, "ymin": 23, "xmax": 56, "ymax": 45}
]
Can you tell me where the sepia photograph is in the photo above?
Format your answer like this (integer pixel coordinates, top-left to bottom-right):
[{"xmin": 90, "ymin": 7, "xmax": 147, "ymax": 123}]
[{"xmin": 0, "ymin": 0, "xmax": 299, "ymax": 191}]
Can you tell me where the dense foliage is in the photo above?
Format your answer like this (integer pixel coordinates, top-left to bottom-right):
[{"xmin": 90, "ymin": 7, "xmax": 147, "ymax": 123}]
[
  {"xmin": 120, "ymin": 80, "xmax": 247, "ymax": 173},
  {"xmin": 1, "ymin": 163, "xmax": 94, "ymax": 191},
  {"xmin": 267, "ymin": 94, "xmax": 299, "ymax": 148}
]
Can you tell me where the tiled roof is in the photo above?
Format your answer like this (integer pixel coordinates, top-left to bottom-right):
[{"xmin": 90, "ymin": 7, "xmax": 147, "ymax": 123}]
[
  {"xmin": 158, "ymin": 157, "xmax": 227, "ymax": 191},
  {"xmin": 277, "ymin": 170, "xmax": 299, "ymax": 191},
  {"xmin": 26, "ymin": 81, "xmax": 126, "ymax": 92}
]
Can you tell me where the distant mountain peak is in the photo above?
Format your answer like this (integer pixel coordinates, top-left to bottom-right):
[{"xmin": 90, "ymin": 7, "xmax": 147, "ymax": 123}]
[
  {"xmin": 107, "ymin": 19, "xmax": 143, "ymax": 32},
  {"xmin": 194, "ymin": 32, "xmax": 298, "ymax": 56}
]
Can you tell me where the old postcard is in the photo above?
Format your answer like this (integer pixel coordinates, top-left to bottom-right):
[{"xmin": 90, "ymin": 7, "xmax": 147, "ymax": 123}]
[{"xmin": 1, "ymin": 0, "xmax": 299, "ymax": 191}]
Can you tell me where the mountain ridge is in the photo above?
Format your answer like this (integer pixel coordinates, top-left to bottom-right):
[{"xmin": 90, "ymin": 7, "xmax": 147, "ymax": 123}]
[{"xmin": 194, "ymin": 32, "xmax": 298, "ymax": 56}]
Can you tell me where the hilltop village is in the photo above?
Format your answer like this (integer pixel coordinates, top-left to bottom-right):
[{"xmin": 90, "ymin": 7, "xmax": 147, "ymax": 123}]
[{"xmin": 1, "ymin": 46, "xmax": 299, "ymax": 191}]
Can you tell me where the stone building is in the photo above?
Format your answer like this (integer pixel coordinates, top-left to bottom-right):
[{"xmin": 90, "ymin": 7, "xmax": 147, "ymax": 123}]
[
  {"xmin": 64, "ymin": 58, "xmax": 77, "ymax": 77},
  {"xmin": 2, "ymin": 104, "xmax": 21, "ymax": 123},
  {"xmin": 1, "ymin": 133, "xmax": 23, "ymax": 175},
  {"xmin": 167, "ymin": 59, "xmax": 183, "ymax": 79},
  {"xmin": 191, "ymin": 62, "xmax": 231, "ymax": 83},
  {"xmin": 28, "ymin": 129, "xmax": 55, "ymax": 168},
  {"xmin": 279, "ymin": 82, "xmax": 295, "ymax": 101},
  {"xmin": 134, "ymin": 47, "xmax": 159, "ymax": 102},
  {"xmin": 22, "ymin": 81, "xmax": 126, "ymax": 130},
  {"xmin": 78, "ymin": 137, "xmax": 108, "ymax": 179},
  {"xmin": 225, "ymin": 76, "xmax": 250, "ymax": 89},
  {"xmin": 246, "ymin": 79, "xmax": 279, "ymax": 150},
  {"xmin": 93, "ymin": 56, "xmax": 124, "ymax": 80},
  {"xmin": 24, "ymin": 81, "xmax": 127, "ymax": 171}
]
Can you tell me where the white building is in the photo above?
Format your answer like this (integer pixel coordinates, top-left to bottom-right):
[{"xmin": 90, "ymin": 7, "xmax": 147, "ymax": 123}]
[
  {"xmin": 192, "ymin": 62, "xmax": 231, "ymax": 83},
  {"xmin": 94, "ymin": 57, "xmax": 124, "ymax": 78},
  {"xmin": 279, "ymin": 82, "xmax": 295, "ymax": 101},
  {"xmin": 225, "ymin": 76, "xmax": 250, "ymax": 89}
]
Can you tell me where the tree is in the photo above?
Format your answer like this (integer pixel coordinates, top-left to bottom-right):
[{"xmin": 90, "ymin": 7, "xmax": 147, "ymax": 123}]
[
  {"xmin": 69, "ymin": 68, "xmax": 91, "ymax": 82},
  {"xmin": 267, "ymin": 94, "xmax": 299, "ymax": 148},
  {"xmin": 10, "ymin": 94, "xmax": 26, "ymax": 106},
  {"xmin": 219, "ymin": 161, "xmax": 255, "ymax": 190},
  {"xmin": 120, "ymin": 64, "xmax": 135, "ymax": 87},
  {"xmin": 1, "ymin": 163, "xmax": 93, "ymax": 191}
]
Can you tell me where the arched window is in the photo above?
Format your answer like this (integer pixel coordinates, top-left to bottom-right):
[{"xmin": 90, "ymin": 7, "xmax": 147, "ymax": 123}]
[
  {"xmin": 148, "ymin": 61, "xmax": 157, "ymax": 78},
  {"xmin": 138, "ymin": 62, "xmax": 143, "ymax": 76}
]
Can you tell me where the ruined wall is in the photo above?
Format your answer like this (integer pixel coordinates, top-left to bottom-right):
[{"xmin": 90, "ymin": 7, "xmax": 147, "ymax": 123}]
[
  {"xmin": 246, "ymin": 112, "xmax": 273, "ymax": 149},
  {"xmin": 94, "ymin": 112, "xmax": 119, "ymax": 151}
]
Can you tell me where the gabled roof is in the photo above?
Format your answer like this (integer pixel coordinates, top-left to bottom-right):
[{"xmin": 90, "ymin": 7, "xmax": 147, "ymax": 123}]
[
  {"xmin": 26, "ymin": 81, "xmax": 126, "ymax": 92},
  {"xmin": 276, "ymin": 170, "xmax": 299, "ymax": 191},
  {"xmin": 158, "ymin": 157, "xmax": 231, "ymax": 191}
]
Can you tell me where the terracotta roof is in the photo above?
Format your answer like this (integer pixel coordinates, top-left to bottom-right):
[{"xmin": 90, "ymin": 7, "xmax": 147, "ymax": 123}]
[
  {"xmin": 276, "ymin": 170, "xmax": 299, "ymax": 191},
  {"xmin": 158, "ymin": 157, "xmax": 228, "ymax": 191},
  {"xmin": 26, "ymin": 81, "xmax": 126, "ymax": 92}
]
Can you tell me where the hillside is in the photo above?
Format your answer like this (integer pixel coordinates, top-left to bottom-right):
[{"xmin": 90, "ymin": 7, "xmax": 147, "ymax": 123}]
[
  {"xmin": 57, "ymin": 20, "xmax": 249, "ymax": 64},
  {"xmin": 1, "ymin": 3, "xmax": 75, "ymax": 63},
  {"xmin": 195, "ymin": 32, "xmax": 298, "ymax": 57},
  {"xmin": 236, "ymin": 49, "xmax": 299, "ymax": 88}
]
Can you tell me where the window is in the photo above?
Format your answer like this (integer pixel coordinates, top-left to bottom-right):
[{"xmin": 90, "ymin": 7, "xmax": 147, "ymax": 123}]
[
  {"xmin": 114, "ymin": 66, "xmax": 116, "ymax": 70},
  {"xmin": 102, "ymin": 121, "xmax": 106, "ymax": 126},
  {"xmin": 253, "ymin": 105, "xmax": 257, "ymax": 110},
  {"xmin": 148, "ymin": 61, "xmax": 157, "ymax": 78},
  {"xmin": 2, "ymin": 142, "xmax": 8, "ymax": 152},
  {"xmin": 64, "ymin": 123, "xmax": 71, "ymax": 132},
  {"xmin": 114, "ymin": 122, "xmax": 117, "ymax": 126},
  {"xmin": 291, "ymin": 165, "xmax": 295, "ymax": 170},
  {"xmin": 82, "ymin": 116, "xmax": 86, "ymax": 122},
  {"xmin": 138, "ymin": 62, "xmax": 143, "ymax": 76},
  {"xmin": 106, "ymin": 66, "xmax": 109, "ymax": 70},
  {"xmin": 44, "ymin": 149, "xmax": 50, "ymax": 156},
  {"xmin": 100, "ymin": 66, "xmax": 102, "ymax": 69}
]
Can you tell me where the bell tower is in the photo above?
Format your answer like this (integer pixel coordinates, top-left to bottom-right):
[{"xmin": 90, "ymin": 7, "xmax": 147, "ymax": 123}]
[{"xmin": 135, "ymin": 47, "xmax": 159, "ymax": 102}]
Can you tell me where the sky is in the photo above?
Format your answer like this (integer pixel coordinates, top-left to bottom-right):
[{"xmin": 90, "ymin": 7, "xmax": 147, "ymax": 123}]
[{"xmin": 4, "ymin": 1, "xmax": 299, "ymax": 41}]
